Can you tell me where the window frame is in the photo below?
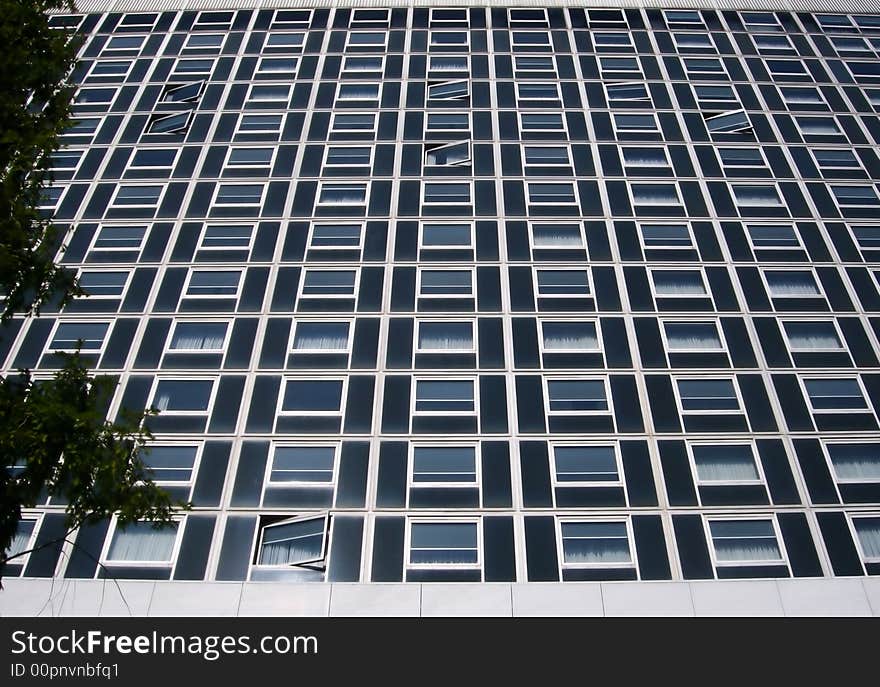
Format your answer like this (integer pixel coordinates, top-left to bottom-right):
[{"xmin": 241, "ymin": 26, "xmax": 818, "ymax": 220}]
[
  {"xmin": 289, "ymin": 319, "xmax": 353, "ymax": 354},
  {"xmin": 674, "ymin": 376, "xmax": 744, "ymax": 416},
  {"xmin": 823, "ymin": 441, "xmax": 880, "ymax": 485},
  {"xmin": 277, "ymin": 377, "xmax": 348, "ymax": 417},
  {"xmin": 761, "ymin": 268, "xmax": 826, "ymax": 300},
  {"xmin": 149, "ymin": 377, "xmax": 218, "ymax": 416},
  {"xmin": 253, "ymin": 514, "xmax": 329, "ymax": 569},
  {"xmin": 847, "ymin": 513, "xmax": 880, "ymax": 565},
  {"xmin": 298, "ymin": 268, "xmax": 359, "ymax": 300},
  {"xmin": 101, "ymin": 515, "xmax": 184, "ymax": 568},
  {"xmin": 549, "ymin": 442, "xmax": 623, "ymax": 488},
  {"xmin": 166, "ymin": 320, "xmax": 230, "ymax": 353},
  {"xmin": 556, "ymin": 517, "xmax": 637, "ymax": 571},
  {"xmin": 801, "ymin": 376, "xmax": 874, "ymax": 416},
  {"xmin": 543, "ymin": 376, "xmax": 612, "ymax": 417},
  {"xmin": 140, "ymin": 443, "xmax": 201, "ymax": 490},
  {"xmin": 412, "ymin": 377, "xmax": 477, "ymax": 417},
  {"xmin": 781, "ymin": 319, "xmax": 846, "ymax": 353},
  {"xmin": 415, "ymin": 319, "xmax": 476, "ymax": 353},
  {"xmin": 405, "ymin": 518, "xmax": 482, "ymax": 571},
  {"xmin": 76, "ymin": 269, "xmax": 131, "ymax": 300},
  {"xmin": 538, "ymin": 319, "xmax": 602, "ymax": 355},
  {"xmin": 182, "ymin": 268, "xmax": 243, "ymax": 301},
  {"xmin": 408, "ymin": 443, "xmax": 480, "ymax": 490},
  {"xmin": 534, "ymin": 268, "xmax": 591, "ymax": 299},
  {"xmin": 704, "ymin": 514, "xmax": 787, "ymax": 569},
  {"xmin": 264, "ymin": 444, "xmax": 339, "ymax": 489},
  {"xmin": 661, "ymin": 319, "xmax": 727, "ymax": 353},
  {"xmin": 47, "ymin": 320, "xmax": 111, "ymax": 354},
  {"xmin": 687, "ymin": 441, "xmax": 765, "ymax": 487}
]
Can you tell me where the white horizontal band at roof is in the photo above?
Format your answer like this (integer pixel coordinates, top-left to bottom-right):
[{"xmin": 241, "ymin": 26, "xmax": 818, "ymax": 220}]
[{"xmin": 61, "ymin": 0, "xmax": 880, "ymax": 16}]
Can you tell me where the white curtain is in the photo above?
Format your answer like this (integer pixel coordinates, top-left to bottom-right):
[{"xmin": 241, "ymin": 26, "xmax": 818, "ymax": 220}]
[
  {"xmin": 830, "ymin": 444, "xmax": 880, "ymax": 480},
  {"xmin": 107, "ymin": 522, "xmax": 177, "ymax": 562},
  {"xmin": 694, "ymin": 446, "xmax": 759, "ymax": 481},
  {"xmin": 855, "ymin": 519, "xmax": 880, "ymax": 558},
  {"xmin": 562, "ymin": 523, "xmax": 631, "ymax": 564}
]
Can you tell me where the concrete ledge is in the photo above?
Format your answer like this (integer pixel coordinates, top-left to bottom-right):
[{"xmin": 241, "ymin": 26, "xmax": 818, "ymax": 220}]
[{"xmin": 2, "ymin": 578, "xmax": 878, "ymax": 617}]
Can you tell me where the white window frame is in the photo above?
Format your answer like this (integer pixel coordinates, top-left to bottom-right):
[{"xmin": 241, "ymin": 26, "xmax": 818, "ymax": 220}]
[
  {"xmin": 289, "ymin": 319, "xmax": 353, "ymax": 354},
  {"xmin": 198, "ymin": 223, "xmax": 255, "ymax": 252},
  {"xmin": 255, "ymin": 57, "xmax": 299, "ymax": 79},
  {"xmin": 556, "ymin": 517, "xmax": 637, "ymax": 571},
  {"xmin": 110, "ymin": 184, "xmax": 163, "ymax": 209},
  {"xmin": 716, "ymin": 146, "xmax": 769, "ymax": 173},
  {"xmin": 543, "ymin": 376, "xmax": 612, "ymax": 417},
  {"xmin": 277, "ymin": 377, "xmax": 348, "ymax": 417},
  {"xmin": 47, "ymin": 320, "xmax": 111, "ymax": 354},
  {"xmin": 171, "ymin": 58, "xmax": 215, "ymax": 79},
  {"xmin": 412, "ymin": 377, "xmax": 477, "ymax": 417},
  {"xmin": 704, "ymin": 514, "xmax": 787, "ymax": 569},
  {"xmin": 270, "ymin": 8, "xmax": 313, "ymax": 29},
  {"xmin": 630, "ymin": 182, "xmax": 685, "ymax": 207},
  {"xmin": 100, "ymin": 516, "xmax": 185, "ymax": 568},
  {"xmin": 527, "ymin": 181, "xmax": 579, "ymax": 207},
  {"xmin": 674, "ymin": 376, "xmax": 744, "ymax": 416},
  {"xmin": 405, "ymin": 518, "xmax": 482, "ymax": 571},
  {"xmin": 800, "ymin": 376, "xmax": 874, "ymax": 416},
  {"xmin": 264, "ymin": 444, "xmax": 339, "ymax": 489},
  {"xmin": 823, "ymin": 441, "xmax": 880, "ymax": 485},
  {"xmin": 415, "ymin": 319, "xmax": 476, "ymax": 353},
  {"xmin": 307, "ymin": 223, "xmax": 365, "ymax": 253},
  {"xmin": 340, "ymin": 55, "xmax": 385, "ymax": 78},
  {"xmin": 661, "ymin": 319, "xmax": 727, "ymax": 353},
  {"xmin": 253, "ymin": 514, "xmax": 329, "ymax": 570},
  {"xmin": 408, "ymin": 443, "xmax": 480, "ymax": 490},
  {"xmin": 264, "ymin": 32, "xmax": 306, "ymax": 52},
  {"xmin": 244, "ymin": 84, "xmax": 292, "ymax": 109},
  {"xmin": 140, "ymin": 443, "xmax": 201, "ymax": 489},
  {"xmin": 418, "ymin": 222, "xmax": 474, "ymax": 252},
  {"xmin": 761, "ymin": 268, "xmax": 826, "ymax": 300},
  {"xmin": 534, "ymin": 268, "xmax": 591, "ymax": 299},
  {"xmin": 519, "ymin": 111, "xmax": 568, "ymax": 134},
  {"xmin": 650, "ymin": 267, "xmax": 709, "ymax": 298},
  {"xmin": 638, "ymin": 222, "xmax": 694, "ymax": 251},
  {"xmin": 417, "ymin": 267, "xmax": 475, "ymax": 299},
  {"xmin": 330, "ymin": 112, "xmax": 378, "ymax": 135},
  {"xmin": 223, "ymin": 147, "xmax": 275, "ymax": 172},
  {"xmin": 182, "ymin": 268, "xmax": 243, "ymax": 301},
  {"xmin": 422, "ymin": 181, "xmax": 473, "ymax": 207},
  {"xmin": 235, "ymin": 113, "xmax": 283, "ymax": 136},
  {"xmin": 166, "ymin": 320, "xmax": 230, "ymax": 353},
  {"xmin": 622, "ymin": 146, "xmax": 672, "ymax": 170},
  {"xmin": 549, "ymin": 442, "xmax": 622, "ymax": 488},
  {"xmin": 316, "ymin": 182, "xmax": 368, "ymax": 208},
  {"xmin": 337, "ymin": 82, "xmax": 382, "ymax": 103},
  {"xmin": 149, "ymin": 377, "xmax": 218, "ymax": 416},
  {"xmin": 76, "ymin": 269, "xmax": 131, "ymax": 300},
  {"xmin": 86, "ymin": 59, "xmax": 133, "ymax": 81},
  {"xmin": 538, "ymin": 319, "xmax": 602, "ymax": 355},
  {"xmin": 848, "ymin": 513, "xmax": 880, "ymax": 565},
  {"xmin": 4, "ymin": 513, "xmax": 42, "ymax": 569},
  {"xmin": 345, "ymin": 30, "xmax": 388, "ymax": 50},
  {"xmin": 424, "ymin": 141, "xmax": 471, "ymax": 168},
  {"xmin": 612, "ymin": 112, "xmax": 660, "ymax": 134},
  {"xmin": 299, "ymin": 268, "xmax": 359, "ymax": 300},
  {"xmin": 182, "ymin": 33, "xmax": 225, "ymax": 54},
  {"xmin": 781, "ymin": 319, "xmax": 846, "ymax": 353},
  {"xmin": 528, "ymin": 222, "xmax": 586, "ymax": 252},
  {"xmin": 687, "ymin": 441, "xmax": 765, "ymax": 486}
]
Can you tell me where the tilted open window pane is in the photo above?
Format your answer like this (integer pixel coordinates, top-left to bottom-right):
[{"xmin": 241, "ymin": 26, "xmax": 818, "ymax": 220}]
[{"xmin": 258, "ymin": 518, "xmax": 326, "ymax": 566}]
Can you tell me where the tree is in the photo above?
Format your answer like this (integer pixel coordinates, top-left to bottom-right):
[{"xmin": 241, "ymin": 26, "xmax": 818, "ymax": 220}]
[{"xmin": 0, "ymin": 1, "xmax": 184, "ymax": 583}]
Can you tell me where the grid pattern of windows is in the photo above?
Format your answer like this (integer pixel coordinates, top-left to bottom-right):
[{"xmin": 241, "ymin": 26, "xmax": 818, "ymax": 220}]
[{"xmin": 9, "ymin": 4, "xmax": 880, "ymax": 589}]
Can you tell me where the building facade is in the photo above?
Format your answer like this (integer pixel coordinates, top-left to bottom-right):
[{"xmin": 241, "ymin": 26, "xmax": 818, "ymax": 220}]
[{"xmin": 4, "ymin": 0, "xmax": 880, "ymax": 615}]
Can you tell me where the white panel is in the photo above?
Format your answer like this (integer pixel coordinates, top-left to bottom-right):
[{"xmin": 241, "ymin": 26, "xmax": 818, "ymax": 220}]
[
  {"xmin": 602, "ymin": 581, "xmax": 696, "ymax": 616},
  {"xmin": 239, "ymin": 583, "xmax": 331, "ymax": 616},
  {"xmin": 328, "ymin": 583, "xmax": 421, "ymax": 616},
  {"xmin": 512, "ymin": 583, "xmax": 604, "ymax": 616},
  {"xmin": 147, "ymin": 581, "xmax": 243, "ymax": 616},
  {"xmin": 420, "ymin": 583, "xmax": 513, "ymax": 616},
  {"xmin": 689, "ymin": 580, "xmax": 784, "ymax": 616},
  {"xmin": 862, "ymin": 578, "xmax": 880, "ymax": 617},
  {"xmin": 777, "ymin": 578, "xmax": 873, "ymax": 616}
]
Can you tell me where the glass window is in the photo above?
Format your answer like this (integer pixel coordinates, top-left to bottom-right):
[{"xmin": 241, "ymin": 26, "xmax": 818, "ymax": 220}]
[
  {"xmin": 732, "ymin": 184, "xmax": 784, "ymax": 207},
  {"xmin": 337, "ymin": 83, "xmax": 380, "ymax": 101},
  {"xmin": 547, "ymin": 380, "xmax": 608, "ymax": 412},
  {"xmin": 853, "ymin": 517, "xmax": 880, "ymax": 562},
  {"xmin": 269, "ymin": 447, "xmax": 335, "ymax": 484},
  {"xmin": 516, "ymin": 83, "xmax": 560, "ymax": 100},
  {"xmin": 341, "ymin": 56, "xmax": 384, "ymax": 77},
  {"xmin": 708, "ymin": 519, "xmax": 782, "ymax": 563},
  {"xmin": 414, "ymin": 380, "xmax": 474, "ymax": 412},
  {"xmin": 779, "ymin": 86, "xmax": 825, "ymax": 107},
  {"xmin": 795, "ymin": 116, "xmax": 844, "ymax": 138},
  {"xmin": 153, "ymin": 380, "xmax": 213, "ymax": 412},
  {"xmin": 201, "ymin": 225, "xmax": 253, "ymax": 249},
  {"xmin": 237, "ymin": 114, "xmax": 282, "ymax": 134},
  {"xmin": 664, "ymin": 322, "xmax": 723, "ymax": 350},
  {"xmin": 640, "ymin": 223, "xmax": 692, "ymax": 248},
  {"xmin": 412, "ymin": 447, "xmax": 477, "ymax": 485},
  {"xmin": 747, "ymin": 224, "xmax": 799, "ymax": 248},
  {"xmin": 552, "ymin": 445, "xmax": 619, "ymax": 483},
  {"xmin": 318, "ymin": 184, "xmax": 366, "ymax": 205},
  {"xmin": 632, "ymin": 184, "xmax": 681, "ymax": 205},
  {"xmin": 804, "ymin": 378, "xmax": 868, "ymax": 411},
  {"xmin": 764, "ymin": 270, "xmax": 821, "ymax": 297},
  {"xmin": 256, "ymin": 57, "xmax": 298, "ymax": 77},
  {"xmin": 162, "ymin": 82, "xmax": 203, "ymax": 104},
  {"xmin": 536, "ymin": 270, "xmax": 590, "ymax": 296},
  {"xmin": 347, "ymin": 31, "xmax": 387, "ymax": 47},
  {"xmin": 430, "ymin": 31, "xmax": 469, "ymax": 47},
  {"xmin": 541, "ymin": 322, "xmax": 599, "ymax": 351},
  {"xmin": 184, "ymin": 33, "xmax": 224, "ymax": 52},
  {"xmin": 428, "ymin": 80, "xmax": 469, "ymax": 100},
  {"xmin": 692, "ymin": 444, "xmax": 760, "ymax": 482},
  {"xmin": 530, "ymin": 223, "xmax": 583, "ymax": 247},
  {"xmin": 6, "ymin": 519, "xmax": 37, "ymax": 560},
  {"xmin": 827, "ymin": 443, "xmax": 880, "ymax": 481},
  {"xmin": 172, "ymin": 59, "xmax": 214, "ymax": 77},
  {"xmin": 425, "ymin": 142, "xmax": 470, "ymax": 167},
  {"xmin": 265, "ymin": 33, "xmax": 305, "ymax": 50},
  {"xmin": 424, "ymin": 182, "xmax": 470, "ymax": 203},
  {"xmin": 106, "ymin": 521, "xmax": 179, "ymax": 563},
  {"xmin": 693, "ymin": 85, "xmax": 739, "ymax": 106},
  {"xmin": 215, "ymin": 184, "xmax": 264, "ymax": 206},
  {"xmin": 185, "ymin": 271, "xmax": 240, "ymax": 297},
  {"xmin": 310, "ymin": 224, "xmax": 362, "ymax": 248},
  {"xmin": 623, "ymin": 147, "xmax": 670, "ymax": 168},
  {"xmin": 246, "ymin": 85, "xmax": 291, "ymax": 107},
  {"xmin": 417, "ymin": 322, "xmax": 474, "ymax": 351},
  {"xmin": 147, "ymin": 112, "xmax": 191, "ymax": 134},
  {"xmin": 528, "ymin": 182, "xmax": 577, "ymax": 204},
  {"xmin": 832, "ymin": 185, "xmax": 880, "ymax": 206},
  {"xmin": 258, "ymin": 517, "xmax": 326, "ymax": 566},
  {"xmin": 560, "ymin": 521, "xmax": 632, "ymax": 565},
  {"xmin": 408, "ymin": 522, "xmax": 478, "ymax": 565},
  {"xmin": 142, "ymin": 446, "xmax": 197, "ymax": 483},
  {"xmin": 814, "ymin": 149, "xmax": 861, "ymax": 171},
  {"xmin": 50, "ymin": 322, "xmax": 109, "ymax": 351},
  {"xmin": 421, "ymin": 223, "xmax": 472, "ymax": 248},
  {"xmin": 113, "ymin": 185, "xmax": 161, "ymax": 207},
  {"xmin": 783, "ymin": 321, "xmax": 843, "ymax": 350},
  {"xmin": 169, "ymin": 322, "xmax": 227, "ymax": 351},
  {"xmin": 520, "ymin": 113, "xmax": 565, "ymax": 131},
  {"xmin": 677, "ymin": 379, "xmax": 739, "ymax": 411},
  {"xmin": 281, "ymin": 380, "xmax": 343, "ymax": 412},
  {"xmin": 292, "ymin": 322, "xmax": 350, "ymax": 351},
  {"xmin": 419, "ymin": 270, "xmax": 472, "ymax": 296},
  {"xmin": 78, "ymin": 271, "xmax": 127, "ymax": 297},
  {"xmin": 301, "ymin": 270, "xmax": 357, "ymax": 296},
  {"xmin": 88, "ymin": 60, "xmax": 132, "ymax": 78},
  {"xmin": 325, "ymin": 147, "xmax": 371, "ymax": 166},
  {"xmin": 130, "ymin": 148, "xmax": 177, "ymax": 169},
  {"xmin": 651, "ymin": 270, "xmax": 707, "ymax": 295}
]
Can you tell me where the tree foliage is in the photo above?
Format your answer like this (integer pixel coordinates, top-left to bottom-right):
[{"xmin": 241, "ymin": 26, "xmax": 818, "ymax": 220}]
[
  {"xmin": 0, "ymin": 0, "xmax": 81, "ymax": 320},
  {"xmin": 0, "ymin": 1, "xmax": 185, "ymax": 579}
]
